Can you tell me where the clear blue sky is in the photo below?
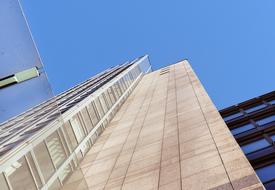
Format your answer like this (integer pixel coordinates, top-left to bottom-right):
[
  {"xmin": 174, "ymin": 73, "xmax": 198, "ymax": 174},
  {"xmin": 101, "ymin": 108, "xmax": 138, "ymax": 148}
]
[{"xmin": 21, "ymin": 0, "xmax": 275, "ymax": 109}]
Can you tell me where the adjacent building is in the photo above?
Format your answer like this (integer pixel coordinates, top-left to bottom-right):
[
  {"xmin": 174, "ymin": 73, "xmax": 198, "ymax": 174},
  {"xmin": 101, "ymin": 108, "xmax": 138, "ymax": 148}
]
[
  {"xmin": 0, "ymin": 58, "xmax": 265, "ymax": 189},
  {"xmin": 220, "ymin": 91, "xmax": 275, "ymax": 190}
]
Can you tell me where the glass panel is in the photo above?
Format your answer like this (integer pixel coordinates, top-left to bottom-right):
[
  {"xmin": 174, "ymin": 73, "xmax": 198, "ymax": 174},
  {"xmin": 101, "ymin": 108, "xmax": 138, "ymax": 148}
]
[
  {"xmin": 33, "ymin": 142, "xmax": 55, "ymax": 181},
  {"xmin": 63, "ymin": 122, "xmax": 78, "ymax": 150},
  {"xmin": 270, "ymin": 134, "xmax": 275, "ymax": 142},
  {"xmin": 244, "ymin": 104, "xmax": 267, "ymax": 113},
  {"xmin": 231, "ymin": 123, "xmax": 255, "ymax": 135},
  {"xmin": 58, "ymin": 129, "xmax": 70, "ymax": 156},
  {"xmin": 99, "ymin": 94, "xmax": 108, "ymax": 113},
  {"xmin": 223, "ymin": 112, "xmax": 243, "ymax": 122},
  {"xmin": 59, "ymin": 164, "xmax": 72, "ymax": 182},
  {"xmin": 70, "ymin": 116, "xmax": 85, "ymax": 143},
  {"xmin": 256, "ymin": 115, "xmax": 275, "ymax": 126},
  {"xmin": 0, "ymin": 173, "xmax": 9, "ymax": 190},
  {"xmin": 241, "ymin": 138, "xmax": 270, "ymax": 154},
  {"xmin": 256, "ymin": 163, "xmax": 275, "ymax": 183},
  {"xmin": 6, "ymin": 157, "xmax": 36, "ymax": 190},
  {"xmin": 104, "ymin": 92, "xmax": 113, "ymax": 108},
  {"xmin": 87, "ymin": 103, "xmax": 99, "ymax": 126},
  {"xmin": 46, "ymin": 132, "xmax": 67, "ymax": 168},
  {"xmin": 26, "ymin": 153, "xmax": 43, "ymax": 188},
  {"xmin": 265, "ymin": 181, "xmax": 275, "ymax": 190},
  {"xmin": 268, "ymin": 99, "xmax": 275, "ymax": 105},
  {"xmin": 94, "ymin": 98, "xmax": 104, "ymax": 118},
  {"xmin": 107, "ymin": 88, "xmax": 116, "ymax": 104},
  {"xmin": 48, "ymin": 179, "xmax": 61, "ymax": 190},
  {"xmin": 80, "ymin": 108, "xmax": 94, "ymax": 132}
]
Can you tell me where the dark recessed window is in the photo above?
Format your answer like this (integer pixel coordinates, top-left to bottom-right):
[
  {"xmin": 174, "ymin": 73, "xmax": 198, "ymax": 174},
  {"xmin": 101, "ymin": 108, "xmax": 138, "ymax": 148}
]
[
  {"xmin": 241, "ymin": 138, "xmax": 270, "ymax": 154},
  {"xmin": 256, "ymin": 163, "xmax": 275, "ymax": 183},
  {"xmin": 255, "ymin": 115, "xmax": 275, "ymax": 126},
  {"xmin": 265, "ymin": 181, "xmax": 275, "ymax": 190},
  {"xmin": 268, "ymin": 99, "xmax": 275, "ymax": 105},
  {"xmin": 244, "ymin": 104, "xmax": 266, "ymax": 114},
  {"xmin": 231, "ymin": 123, "xmax": 255, "ymax": 135},
  {"xmin": 270, "ymin": 134, "xmax": 275, "ymax": 142},
  {"xmin": 224, "ymin": 112, "xmax": 243, "ymax": 122}
]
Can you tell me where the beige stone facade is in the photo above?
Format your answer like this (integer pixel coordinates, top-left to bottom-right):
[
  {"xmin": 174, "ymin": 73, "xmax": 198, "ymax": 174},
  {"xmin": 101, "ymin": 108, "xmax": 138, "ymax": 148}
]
[{"xmin": 63, "ymin": 61, "xmax": 264, "ymax": 190}]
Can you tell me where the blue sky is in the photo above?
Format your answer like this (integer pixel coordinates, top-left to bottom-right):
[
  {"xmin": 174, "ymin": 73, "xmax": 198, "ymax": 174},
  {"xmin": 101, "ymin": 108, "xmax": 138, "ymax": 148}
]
[{"xmin": 21, "ymin": 0, "xmax": 275, "ymax": 109}]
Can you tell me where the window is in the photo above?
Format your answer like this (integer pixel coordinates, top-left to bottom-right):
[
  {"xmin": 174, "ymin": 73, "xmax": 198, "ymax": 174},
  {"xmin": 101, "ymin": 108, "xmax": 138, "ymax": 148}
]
[
  {"xmin": 94, "ymin": 98, "xmax": 104, "ymax": 118},
  {"xmin": 231, "ymin": 123, "xmax": 255, "ymax": 135},
  {"xmin": 223, "ymin": 112, "xmax": 243, "ymax": 122},
  {"xmin": 70, "ymin": 116, "xmax": 85, "ymax": 143},
  {"xmin": 6, "ymin": 157, "xmax": 36, "ymax": 190},
  {"xmin": 33, "ymin": 142, "xmax": 56, "ymax": 181},
  {"xmin": 241, "ymin": 138, "xmax": 270, "ymax": 154},
  {"xmin": 87, "ymin": 103, "xmax": 99, "ymax": 126},
  {"xmin": 63, "ymin": 121, "xmax": 78, "ymax": 150},
  {"xmin": 46, "ymin": 132, "xmax": 67, "ymax": 168},
  {"xmin": 255, "ymin": 115, "xmax": 275, "ymax": 126},
  {"xmin": 265, "ymin": 181, "xmax": 275, "ymax": 190},
  {"xmin": 244, "ymin": 104, "xmax": 266, "ymax": 114},
  {"xmin": 268, "ymin": 99, "xmax": 275, "ymax": 105},
  {"xmin": 256, "ymin": 163, "xmax": 275, "ymax": 183},
  {"xmin": 26, "ymin": 153, "xmax": 43, "ymax": 188},
  {"xmin": 80, "ymin": 108, "xmax": 94, "ymax": 132},
  {"xmin": 270, "ymin": 134, "xmax": 275, "ymax": 142}
]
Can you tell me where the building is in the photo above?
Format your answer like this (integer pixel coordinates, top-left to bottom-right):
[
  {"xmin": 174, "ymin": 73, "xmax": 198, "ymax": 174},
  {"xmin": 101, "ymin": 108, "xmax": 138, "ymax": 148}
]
[
  {"xmin": 220, "ymin": 91, "xmax": 275, "ymax": 190},
  {"xmin": 0, "ymin": 57, "xmax": 265, "ymax": 190}
]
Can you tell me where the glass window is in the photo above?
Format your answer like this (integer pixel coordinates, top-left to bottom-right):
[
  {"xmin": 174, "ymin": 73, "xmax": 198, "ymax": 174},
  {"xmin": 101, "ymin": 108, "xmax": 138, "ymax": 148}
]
[
  {"xmin": 256, "ymin": 163, "xmax": 275, "ymax": 183},
  {"xmin": 98, "ymin": 94, "xmax": 109, "ymax": 113},
  {"xmin": 268, "ymin": 99, "xmax": 275, "ymax": 105},
  {"xmin": 70, "ymin": 116, "xmax": 85, "ymax": 143},
  {"xmin": 256, "ymin": 115, "xmax": 275, "ymax": 126},
  {"xmin": 265, "ymin": 181, "xmax": 275, "ymax": 190},
  {"xmin": 63, "ymin": 121, "xmax": 78, "ymax": 150},
  {"xmin": 241, "ymin": 138, "xmax": 270, "ymax": 154},
  {"xmin": 80, "ymin": 108, "xmax": 94, "ymax": 132},
  {"xmin": 33, "ymin": 142, "xmax": 55, "ymax": 181},
  {"xmin": 223, "ymin": 112, "xmax": 243, "ymax": 122},
  {"xmin": 0, "ymin": 173, "xmax": 9, "ymax": 190},
  {"xmin": 94, "ymin": 98, "xmax": 104, "ymax": 118},
  {"xmin": 46, "ymin": 132, "xmax": 67, "ymax": 168},
  {"xmin": 231, "ymin": 123, "xmax": 255, "ymax": 135},
  {"xmin": 270, "ymin": 134, "xmax": 275, "ymax": 142},
  {"xmin": 107, "ymin": 88, "xmax": 116, "ymax": 104},
  {"xmin": 104, "ymin": 92, "xmax": 113, "ymax": 108},
  {"xmin": 244, "ymin": 104, "xmax": 266, "ymax": 113},
  {"xmin": 26, "ymin": 153, "xmax": 43, "ymax": 188},
  {"xmin": 6, "ymin": 157, "xmax": 36, "ymax": 190},
  {"xmin": 87, "ymin": 103, "xmax": 99, "ymax": 126}
]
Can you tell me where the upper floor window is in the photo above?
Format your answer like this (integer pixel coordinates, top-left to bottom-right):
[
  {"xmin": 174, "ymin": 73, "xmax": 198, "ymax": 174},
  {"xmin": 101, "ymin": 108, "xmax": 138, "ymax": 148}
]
[
  {"xmin": 224, "ymin": 112, "xmax": 243, "ymax": 122},
  {"xmin": 256, "ymin": 163, "xmax": 275, "ymax": 183},
  {"xmin": 244, "ymin": 104, "xmax": 266, "ymax": 114},
  {"xmin": 231, "ymin": 123, "xmax": 255, "ymax": 136},
  {"xmin": 255, "ymin": 115, "xmax": 275, "ymax": 126},
  {"xmin": 268, "ymin": 99, "xmax": 275, "ymax": 105},
  {"xmin": 241, "ymin": 138, "xmax": 270, "ymax": 154}
]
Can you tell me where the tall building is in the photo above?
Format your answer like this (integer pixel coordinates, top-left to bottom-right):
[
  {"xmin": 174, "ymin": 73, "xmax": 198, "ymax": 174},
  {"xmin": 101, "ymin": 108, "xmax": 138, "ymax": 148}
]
[
  {"xmin": 220, "ymin": 91, "xmax": 275, "ymax": 190},
  {"xmin": 0, "ymin": 58, "xmax": 265, "ymax": 190}
]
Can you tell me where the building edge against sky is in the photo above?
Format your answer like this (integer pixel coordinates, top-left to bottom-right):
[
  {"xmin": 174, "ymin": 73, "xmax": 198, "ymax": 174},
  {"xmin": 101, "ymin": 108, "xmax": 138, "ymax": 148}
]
[
  {"xmin": 0, "ymin": 57, "xmax": 266, "ymax": 190},
  {"xmin": 0, "ymin": 56, "xmax": 152, "ymax": 190}
]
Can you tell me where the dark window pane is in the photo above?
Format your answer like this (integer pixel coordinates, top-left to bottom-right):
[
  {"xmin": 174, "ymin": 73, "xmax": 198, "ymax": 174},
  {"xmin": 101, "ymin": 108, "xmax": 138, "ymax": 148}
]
[
  {"xmin": 270, "ymin": 134, "xmax": 275, "ymax": 142},
  {"xmin": 224, "ymin": 112, "xmax": 243, "ymax": 122},
  {"xmin": 33, "ymin": 142, "xmax": 55, "ymax": 181},
  {"xmin": 231, "ymin": 123, "xmax": 255, "ymax": 135},
  {"xmin": 241, "ymin": 138, "xmax": 270, "ymax": 154},
  {"xmin": 256, "ymin": 115, "xmax": 275, "ymax": 126},
  {"xmin": 245, "ymin": 104, "xmax": 266, "ymax": 113},
  {"xmin": 265, "ymin": 181, "xmax": 275, "ymax": 190},
  {"xmin": 256, "ymin": 163, "xmax": 275, "ymax": 183},
  {"xmin": 268, "ymin": 100, "xmax": 275, "ymax": 105}
]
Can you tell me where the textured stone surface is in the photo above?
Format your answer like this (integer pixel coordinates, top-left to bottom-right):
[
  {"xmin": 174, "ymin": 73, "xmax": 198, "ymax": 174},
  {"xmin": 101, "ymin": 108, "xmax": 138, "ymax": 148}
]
[{"xmin": 62, "ymin": 61, "xmax": 264, "ymax": 190}]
